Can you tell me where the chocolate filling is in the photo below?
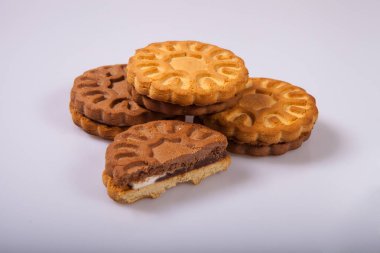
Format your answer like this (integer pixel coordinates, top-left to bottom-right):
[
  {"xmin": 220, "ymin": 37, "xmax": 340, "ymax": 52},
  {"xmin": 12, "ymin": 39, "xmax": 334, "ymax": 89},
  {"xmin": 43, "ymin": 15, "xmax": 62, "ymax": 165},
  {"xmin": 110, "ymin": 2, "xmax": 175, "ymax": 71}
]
[
  {"xmin": 156, "ymin": 150, "xmax": 227, "ymax": 182},
  {"xmin": 127, "ymin": 149, "xmax": 227, "ymax": 189}
]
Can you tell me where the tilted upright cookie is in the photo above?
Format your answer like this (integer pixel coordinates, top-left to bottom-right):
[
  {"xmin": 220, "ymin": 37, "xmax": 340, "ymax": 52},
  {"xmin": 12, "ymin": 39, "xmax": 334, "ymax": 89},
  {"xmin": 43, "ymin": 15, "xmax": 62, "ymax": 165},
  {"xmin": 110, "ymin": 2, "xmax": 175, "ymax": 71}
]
[
  {"xmin": 196, "ymin": 78, "xmax": 318, "ymax": 156},
  {"xmin": 126, "ymin": 41, "xmax": 249, "ymax": 115},
  {"xmin": 102, "ymin": 120, "xmax": 231, "ymax": 204},
  {"xmin": 70, "ymin": 64, "xmax": 180, "ymax": 140}
]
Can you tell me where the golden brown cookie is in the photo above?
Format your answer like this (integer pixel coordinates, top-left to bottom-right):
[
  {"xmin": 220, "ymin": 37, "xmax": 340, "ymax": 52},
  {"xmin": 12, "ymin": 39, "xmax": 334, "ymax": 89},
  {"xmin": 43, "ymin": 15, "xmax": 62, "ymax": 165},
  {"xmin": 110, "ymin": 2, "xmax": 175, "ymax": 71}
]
[
  {"xmin": 70, "ymin": 64, "xmax": 175, "ymax": 126},
  {"xmin": 126, "ymin": 41, "xmax": 249, "ymax": 114},
  {"xmin": 103, "ymin": 120, "xmax": 230, "ymax": 204},
  {"xmin": 196, "ymin": 78, "xmax": 318, "ymax": 156}
]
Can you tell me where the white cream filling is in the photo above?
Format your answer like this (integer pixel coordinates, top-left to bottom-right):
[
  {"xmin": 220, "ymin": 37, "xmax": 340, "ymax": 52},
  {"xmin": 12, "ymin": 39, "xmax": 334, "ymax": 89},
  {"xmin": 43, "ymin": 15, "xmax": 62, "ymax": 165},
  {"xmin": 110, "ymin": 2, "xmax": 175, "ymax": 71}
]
[{"xmin": 129, "ymin": 174, "xmax": 165, "ymax": 190}]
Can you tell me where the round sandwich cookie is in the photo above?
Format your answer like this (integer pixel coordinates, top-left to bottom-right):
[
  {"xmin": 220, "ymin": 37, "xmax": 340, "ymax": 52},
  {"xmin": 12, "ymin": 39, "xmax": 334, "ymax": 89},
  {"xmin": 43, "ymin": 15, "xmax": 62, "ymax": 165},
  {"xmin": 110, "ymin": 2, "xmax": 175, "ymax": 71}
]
[
  {"xmin": 126, "ymin": 41, "xmax": 250, "ymax": 115},
  {"xmin": 195, "ymin": 78, "xmax": 318, "ymax": 156},
  {"xmin": 70, "ymin": 103, "xmax": 128, "ymax": 140},
  {"xmin": 70, "ymin": 64, "xmax": 181, "ymax": 140},
  {"xmin": 103, "ymin": 120, "xmax": 231, "ymax": 204}
]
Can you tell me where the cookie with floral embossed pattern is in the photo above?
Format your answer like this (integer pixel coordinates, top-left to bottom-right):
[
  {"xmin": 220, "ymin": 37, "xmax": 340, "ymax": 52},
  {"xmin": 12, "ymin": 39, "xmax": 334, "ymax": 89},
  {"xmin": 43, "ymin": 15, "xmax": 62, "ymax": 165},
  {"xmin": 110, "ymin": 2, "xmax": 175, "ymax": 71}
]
[
  {"xmin": 126, "ymin": 41, "xmax": 249, "ymax": 115},
  {"xmin": 103, "ymin": 120, "xmax": 230, "ymax": 204},
  {"xmin": 70, "ymin": 64, "xmax": 180, "ymax": 139},
  {"xmin": 195, "ymin": 78, "xmax": 318, "ymax": 156}
]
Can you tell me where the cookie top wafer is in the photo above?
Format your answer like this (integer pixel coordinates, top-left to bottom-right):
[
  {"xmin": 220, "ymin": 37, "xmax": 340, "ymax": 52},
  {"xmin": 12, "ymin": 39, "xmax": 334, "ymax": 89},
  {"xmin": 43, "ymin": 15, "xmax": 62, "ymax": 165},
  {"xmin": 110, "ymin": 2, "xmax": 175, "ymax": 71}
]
[
  {"xmin": 104, "ymin": 120, "xmax": 227, "ymax": 188},
  {"xmin": 127, "ymin": 41, "xmax": 249, "ymax": 106},
  {"xmin": 198, "ymin": 78, "xmax": 318, "ymax": 145},
  {"xmin": 70, "ymin": 64, "xmax": 173, "ymax": 126}
]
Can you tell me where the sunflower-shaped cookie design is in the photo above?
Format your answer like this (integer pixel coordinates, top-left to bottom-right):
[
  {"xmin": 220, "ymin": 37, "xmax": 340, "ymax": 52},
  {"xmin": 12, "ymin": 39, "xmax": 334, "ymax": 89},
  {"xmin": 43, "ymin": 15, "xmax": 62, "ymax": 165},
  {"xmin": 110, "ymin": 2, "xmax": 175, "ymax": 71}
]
[
  {"xmin": 127, "ymin": 41, "xmax": 249, "ymax": 106},
  {"xmin": 197, "ymin": 78, "xmax": 318, "ymax": 155}
]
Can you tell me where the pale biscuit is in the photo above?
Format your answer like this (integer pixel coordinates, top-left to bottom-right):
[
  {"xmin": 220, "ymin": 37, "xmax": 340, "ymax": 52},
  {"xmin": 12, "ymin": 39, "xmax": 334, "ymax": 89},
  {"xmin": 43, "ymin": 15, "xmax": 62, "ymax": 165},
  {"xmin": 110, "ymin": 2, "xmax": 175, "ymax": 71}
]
[{"xmin": 102, "ymin": 156, "xmax": 230, "ymax": 204}]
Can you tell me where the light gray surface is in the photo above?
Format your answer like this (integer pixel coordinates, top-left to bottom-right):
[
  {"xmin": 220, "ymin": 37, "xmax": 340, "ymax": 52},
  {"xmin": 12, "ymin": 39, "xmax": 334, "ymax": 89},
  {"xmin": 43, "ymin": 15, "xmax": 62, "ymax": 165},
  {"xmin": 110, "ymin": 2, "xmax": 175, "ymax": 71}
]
[{"xmin": 1, "ymin": 0, "xmax": 380, "ymax": 252}]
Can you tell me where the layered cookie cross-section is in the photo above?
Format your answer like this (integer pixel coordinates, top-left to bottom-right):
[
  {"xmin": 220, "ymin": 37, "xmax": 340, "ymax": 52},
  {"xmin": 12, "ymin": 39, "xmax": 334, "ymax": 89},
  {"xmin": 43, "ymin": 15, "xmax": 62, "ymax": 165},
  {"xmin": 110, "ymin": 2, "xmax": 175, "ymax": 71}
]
[
  {"xmin": 103, "ymin": 120, "xmax": 231, "ymax": 204},
  {"xmin": 70, "ymin": 64, "xmax": 180, "ymax": 140},
  {"xmin": 126, "ymin": 41, "xmax": 250, "ymax": 115},
  {"xmin": 196, "ymin": 78, "xmax": 318, "ymax": 156}
]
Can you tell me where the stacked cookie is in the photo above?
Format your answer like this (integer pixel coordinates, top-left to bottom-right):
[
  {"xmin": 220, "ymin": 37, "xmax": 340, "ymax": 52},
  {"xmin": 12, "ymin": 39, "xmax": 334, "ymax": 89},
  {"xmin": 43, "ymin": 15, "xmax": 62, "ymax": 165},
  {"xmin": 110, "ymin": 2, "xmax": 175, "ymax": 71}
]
[
  {"xmin": 70, "ymin": 64, "xmax": 182, "ymax": 140},
  {"xmin": 125, "ymin": 41, "xmax": 249, "ymax": 115},
  {"xmin": 195, "ymin": 78, "xmax": 318, "ymax": 156},
  {"xmin": 70, "ymin": 40, "xmax": 318, "ymax": 204}
]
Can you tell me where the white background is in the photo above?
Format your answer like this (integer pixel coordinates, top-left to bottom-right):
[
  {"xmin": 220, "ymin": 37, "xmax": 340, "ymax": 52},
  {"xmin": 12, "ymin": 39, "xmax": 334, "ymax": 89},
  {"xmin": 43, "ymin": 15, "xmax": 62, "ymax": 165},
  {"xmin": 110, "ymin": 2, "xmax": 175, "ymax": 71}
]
[{"xmin": 1, "ymin": 0, "xmax": 380, "ymax": 252}]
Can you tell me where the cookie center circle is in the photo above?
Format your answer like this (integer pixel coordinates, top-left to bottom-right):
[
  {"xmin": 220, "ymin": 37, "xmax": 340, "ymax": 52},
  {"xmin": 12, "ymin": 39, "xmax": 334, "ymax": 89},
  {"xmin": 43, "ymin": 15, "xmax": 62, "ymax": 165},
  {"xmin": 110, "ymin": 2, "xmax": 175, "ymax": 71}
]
[
  {"xmin": 169, "ymin": 56, "xmax": 207, "ymax": 73},
  {"xmin": 152, "ymin": 141, "xmax": 194, "ymax": 164},
  {"xmin": 239, "ymin": 93, "xmax": 277, "ymax": 111}
]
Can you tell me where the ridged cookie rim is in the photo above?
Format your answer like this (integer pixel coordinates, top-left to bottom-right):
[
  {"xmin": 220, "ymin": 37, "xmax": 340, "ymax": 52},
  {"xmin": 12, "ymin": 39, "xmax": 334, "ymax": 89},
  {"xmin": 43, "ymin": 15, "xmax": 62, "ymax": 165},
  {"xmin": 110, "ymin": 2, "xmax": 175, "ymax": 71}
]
[
  {"xmin": 71, "ymin": 64, "xmax": 175, "ymax": 127},
  {"xmin": 128, "ymin": 82, "xmax": 242, "ymax": 115},
  {"xmin": 198, "ymin": 77, "xmax": 318, "ymax": 145},
  {"xmin": 70, "ymin": 102, "xmax": 128, "ymax": 140},
  {"xmin": 227, "ymin": 131, "xmax": 311, "ymax": 156},
  {"xmin": 105, "ymin": 120, "xmax": 228, "ymax": 187},
  {"xmin": 126, "ymin": 40, "xmax": 249, "ymax": 106}
]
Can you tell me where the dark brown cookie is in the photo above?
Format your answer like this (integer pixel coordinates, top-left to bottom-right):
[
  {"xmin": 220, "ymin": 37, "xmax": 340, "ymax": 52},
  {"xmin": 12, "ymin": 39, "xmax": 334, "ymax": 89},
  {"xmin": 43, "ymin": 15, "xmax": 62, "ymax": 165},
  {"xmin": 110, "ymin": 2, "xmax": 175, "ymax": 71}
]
[
  {"xmin": 70, "ymin": 64, "xmax": 176, "ymax": 126},
  {"xmin": 127, "ymin": 83, "xmax": 242, "ymax": 115},
  {"xmin": 70, "ymin": 102, "xmax": 184, "ymax": 140},
  {"xmin": 103, "ymin": 120, "xmax": 231, "ymax": 204},
  {"xmin": 227, "ymin": 132, "xmax": 311, "ymax": 156},
  {"xmin": 70, "ymin": 103, "xmax": 129, "ymax": 140}
]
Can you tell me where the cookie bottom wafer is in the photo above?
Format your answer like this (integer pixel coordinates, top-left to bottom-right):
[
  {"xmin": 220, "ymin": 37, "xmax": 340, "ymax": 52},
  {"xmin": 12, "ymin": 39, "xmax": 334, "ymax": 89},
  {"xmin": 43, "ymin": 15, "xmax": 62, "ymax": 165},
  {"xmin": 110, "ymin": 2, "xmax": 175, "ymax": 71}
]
[
  {"xmin": 228, "ymin": 132, "xmax": 311, "ymax": 156},
  {"xmin": 128, "ymin": 84, "xmax": 242, "ymax": 116},
  {"xmin": 102, "ymin": 156, "xmax": 231, "ymax": 204},
  {"xmin": 70, "ymin": 103, "xmax": 128, "ymax": 140},
  {"xmin": 70, "ymin": 104, "xmax": 185, "ymax": 140}
]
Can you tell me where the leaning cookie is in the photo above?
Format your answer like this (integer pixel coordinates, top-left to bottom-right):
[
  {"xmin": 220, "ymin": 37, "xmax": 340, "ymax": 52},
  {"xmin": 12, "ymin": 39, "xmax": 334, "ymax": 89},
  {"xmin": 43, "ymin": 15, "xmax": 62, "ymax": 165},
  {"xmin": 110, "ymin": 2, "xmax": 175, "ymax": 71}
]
[
  {"xmin": 70, "ymin": 64, "xmax": 181, "ymax": 139},
  {"xmin": 195, "ymin": 78, "xmax": 318, "ymax": 156},
  {"xmin": 126, "ymin": 41, "xmax": 250, "ymax": 115},
  {"xmin": 103, "ymin": 120, "xmax": 231, "ymax": 204}
]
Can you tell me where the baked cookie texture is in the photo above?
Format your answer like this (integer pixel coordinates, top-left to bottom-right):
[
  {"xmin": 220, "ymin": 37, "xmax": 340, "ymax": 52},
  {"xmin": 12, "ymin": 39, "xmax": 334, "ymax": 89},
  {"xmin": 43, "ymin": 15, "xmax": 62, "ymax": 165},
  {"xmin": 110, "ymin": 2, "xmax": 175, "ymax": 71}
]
[
  {"xmin": 103, "ymin": 120, "xmax": 230, "ymax": 203},
  {"xmin": 70, "ymin": 64, "xmax": 175, "ymax": 126},
  {"xmin": 126, "ymin": 41, "xmax": 249, "ymax": 107},
  {"xmin": 70, "ymin": 103, "xmax": 128, "ymax": 140},
  {"xmin": 196, "ymin": 78, "xmax": 318, "ymax": 156},
  {"xmin": 227, "ymin": 132, "xmax": 311, "ymax": 156},
  {"xmin": 70, "ymin": 102, "xmax": 184, "ymax": 140},
  {"xmin": 127, "ymin": 83, "xmax": 242, "ymax": 116},
  {"xmin": 103, "ymin": 157, "xmax": 230, "ymax": 204}
]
